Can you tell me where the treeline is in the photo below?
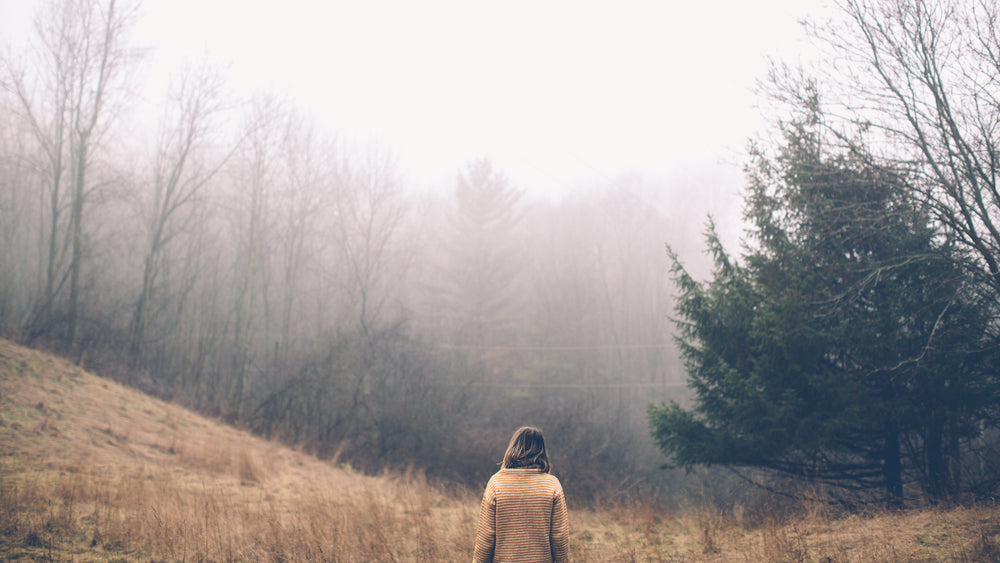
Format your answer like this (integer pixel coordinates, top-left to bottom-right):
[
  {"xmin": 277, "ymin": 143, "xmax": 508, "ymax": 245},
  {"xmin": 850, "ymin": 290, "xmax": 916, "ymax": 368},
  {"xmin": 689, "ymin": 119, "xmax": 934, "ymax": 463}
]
[{"xmin": 0, "ymin": 0, "xmax": 719, "ymax": 501}]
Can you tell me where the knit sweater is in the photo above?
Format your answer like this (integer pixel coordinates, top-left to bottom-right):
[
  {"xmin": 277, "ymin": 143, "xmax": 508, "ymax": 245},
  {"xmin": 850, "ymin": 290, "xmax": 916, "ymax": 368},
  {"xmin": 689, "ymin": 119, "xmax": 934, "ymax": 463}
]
[{"xmin": 473, "ymin": 468, "xmax": 570, "ymax": 563}]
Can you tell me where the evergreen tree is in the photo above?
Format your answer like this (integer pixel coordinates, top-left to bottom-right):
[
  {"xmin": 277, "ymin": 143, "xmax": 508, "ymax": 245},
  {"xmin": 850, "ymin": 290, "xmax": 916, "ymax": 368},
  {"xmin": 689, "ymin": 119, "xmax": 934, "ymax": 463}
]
[
  {"xmin": 436, "ymin": 159, "xmax": 525, "ymax": 375},
  {"xmin": 649, "ymin": 109, "xmax": 999, "ymax": 505}
]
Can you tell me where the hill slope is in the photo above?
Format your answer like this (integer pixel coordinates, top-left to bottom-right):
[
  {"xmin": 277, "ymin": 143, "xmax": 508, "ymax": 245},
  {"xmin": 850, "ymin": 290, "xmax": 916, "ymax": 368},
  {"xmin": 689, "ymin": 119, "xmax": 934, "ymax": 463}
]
[
  {"xmin": 0, "ymin": 338, "xmax": 479, "ymax": 561},
  {"xmin": 1, "ymin": 338, "xmax": 998, "ymax": 562}
]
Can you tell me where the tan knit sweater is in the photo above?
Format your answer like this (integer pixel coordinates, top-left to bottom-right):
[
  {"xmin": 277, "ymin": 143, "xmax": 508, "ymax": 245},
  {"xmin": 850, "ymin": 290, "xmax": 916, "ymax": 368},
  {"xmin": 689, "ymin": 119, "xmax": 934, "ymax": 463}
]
[{"xmin": 473, "ymin": 468, "xmax": 570, "ymax": 563}]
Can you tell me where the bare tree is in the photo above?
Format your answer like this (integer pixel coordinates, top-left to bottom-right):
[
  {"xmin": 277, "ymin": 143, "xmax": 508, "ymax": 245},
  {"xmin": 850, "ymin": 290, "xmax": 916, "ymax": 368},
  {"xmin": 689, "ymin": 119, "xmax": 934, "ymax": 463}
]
[
  {"xmin": 327, "ymin": 143, "xmax": 410, "ymax": 335},
  {"xmin": 272, "ymin": 110, "xmax": 329, "ymax": 365},
  {"xmin": 3, "ymin": 0, "xmax": 140, "ymax": 348},
  {"xmin": 225, "ymin": 94, "xmax": 284, "ymax": 418},
  {"xmin": 4, "ymin": 4, "xmax": 74, "ymax": 337},
  {"xmin": 0, "ymin": 97, "xmax": 39, "ymax": 324},
  {"xmin": 129, "ymin": 61, "xmax": 231, "ymax": 366},
  {"xmin": 776, "ymin": 0, "xmax": 1000, "ymax": 303}
]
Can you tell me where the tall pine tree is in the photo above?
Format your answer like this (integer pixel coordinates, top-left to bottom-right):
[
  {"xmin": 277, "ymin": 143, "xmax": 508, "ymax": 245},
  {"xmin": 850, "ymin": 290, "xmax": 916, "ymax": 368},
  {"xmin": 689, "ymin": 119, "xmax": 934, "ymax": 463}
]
[{"xmin": 434, "ymin": 159, "xmax": 525, "ymax": 377}]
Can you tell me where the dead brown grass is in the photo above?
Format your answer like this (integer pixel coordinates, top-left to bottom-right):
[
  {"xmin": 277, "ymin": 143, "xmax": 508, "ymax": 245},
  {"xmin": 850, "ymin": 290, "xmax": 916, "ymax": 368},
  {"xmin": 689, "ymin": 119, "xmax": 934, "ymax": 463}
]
[{"xmin": 1, "ymin": 338, "xmax": 998, "ymax": 562}]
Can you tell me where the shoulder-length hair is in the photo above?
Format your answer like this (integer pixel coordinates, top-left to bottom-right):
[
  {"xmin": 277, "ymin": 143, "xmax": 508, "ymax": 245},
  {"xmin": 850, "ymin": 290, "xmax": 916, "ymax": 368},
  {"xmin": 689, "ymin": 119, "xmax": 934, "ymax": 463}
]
[{"xmin": 501, "ymin": 426, "xmax": 551, "ymax": 472}]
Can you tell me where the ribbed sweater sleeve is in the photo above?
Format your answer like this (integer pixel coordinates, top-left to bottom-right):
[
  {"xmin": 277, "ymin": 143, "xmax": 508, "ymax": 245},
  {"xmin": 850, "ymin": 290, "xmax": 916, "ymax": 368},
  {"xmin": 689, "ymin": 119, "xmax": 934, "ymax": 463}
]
[
  {"xmin": 473, "ymin": 468, "xmax": 570, "ymax": 563},
  {"xmin": 550, "ymin": 484, "xmax": 570, "ymax": 563},
  {"xmin": 473, "ymin": 478, "xmax": 497, "ymax": 562}
]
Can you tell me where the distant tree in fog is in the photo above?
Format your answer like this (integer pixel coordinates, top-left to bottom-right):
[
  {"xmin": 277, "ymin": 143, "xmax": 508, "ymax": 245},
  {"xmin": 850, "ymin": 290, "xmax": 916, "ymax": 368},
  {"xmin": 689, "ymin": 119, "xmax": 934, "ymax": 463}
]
[
  {"xmin": 272, "ymin": 110, "xmax": 329, "ymax": 365},
  {"xmin": 129, "ymin": 61, "xmax": 231, "ymax": 366},
  {"xmin": 3, "ymin": 0, "xmax": 140, "ymax": 349},
  {"xmin": 522, "ymin": 183, "xmax": 675, "ymax": 385},
  {"xmin": 226, "ymin": 94, "xmax": 285, "ymax": 418},
  {"xmin": 436, "ymin": 159, "xmax": 524, "ymax": 374},
  {"xmin": 0, "ymin": 98, "xmax": 37, "ymax": 323},
  {"xmin": 327, "ymin": 143, "xmax": 410, "ymax": 335}
]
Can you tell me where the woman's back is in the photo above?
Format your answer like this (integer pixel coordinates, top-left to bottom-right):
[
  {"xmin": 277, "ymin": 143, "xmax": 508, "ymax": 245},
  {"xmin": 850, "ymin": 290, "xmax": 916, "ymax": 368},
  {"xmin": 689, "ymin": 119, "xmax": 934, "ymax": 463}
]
[{"xmin": 473, "ymin": 467, "xmax": 569, "ymax": 563}]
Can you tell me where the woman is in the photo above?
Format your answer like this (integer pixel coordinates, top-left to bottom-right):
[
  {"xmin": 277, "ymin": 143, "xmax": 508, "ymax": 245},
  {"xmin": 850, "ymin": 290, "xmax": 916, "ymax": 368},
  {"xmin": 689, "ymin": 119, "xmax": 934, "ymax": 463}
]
[{"xmin": 473, "ymin": 426, "xmax": 570, "ymax": 563}]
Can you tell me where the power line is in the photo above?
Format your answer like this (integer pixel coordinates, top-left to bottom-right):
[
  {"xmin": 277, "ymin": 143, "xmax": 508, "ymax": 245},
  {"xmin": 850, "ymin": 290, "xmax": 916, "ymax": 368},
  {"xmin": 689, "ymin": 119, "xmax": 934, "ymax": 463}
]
[
  {"xmin": 434, "ymin": 344, "xmax": 667, "ymax": 351},
  {"xmin": 455, "ymin": 382, "xmax": 683, "ymax": 388}
]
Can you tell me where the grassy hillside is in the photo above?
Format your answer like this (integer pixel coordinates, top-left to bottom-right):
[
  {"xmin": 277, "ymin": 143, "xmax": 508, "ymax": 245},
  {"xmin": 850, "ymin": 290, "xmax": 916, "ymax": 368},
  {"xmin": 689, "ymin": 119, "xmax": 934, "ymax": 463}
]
[{"xmin": 1, "ymin": 338, "xmax": 998, "ymax": 562}]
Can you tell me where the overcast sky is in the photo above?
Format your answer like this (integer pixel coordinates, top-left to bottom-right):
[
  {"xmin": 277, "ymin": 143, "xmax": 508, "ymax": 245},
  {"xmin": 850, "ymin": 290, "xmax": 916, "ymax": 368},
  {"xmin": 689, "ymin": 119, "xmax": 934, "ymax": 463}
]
[{"xmin": 2, "ymin": 0, "xmax": 829, "ymax": 198}]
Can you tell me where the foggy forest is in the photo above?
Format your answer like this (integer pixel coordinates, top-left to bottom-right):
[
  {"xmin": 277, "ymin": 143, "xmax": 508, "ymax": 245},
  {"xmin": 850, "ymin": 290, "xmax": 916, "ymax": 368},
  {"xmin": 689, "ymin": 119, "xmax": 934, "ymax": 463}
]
[
  {"xmin": 0, "ymin": 0, "xmax": 733, "ymax": 505},
  {"xmin": 3, "ymin": 0, "xmax": 1000, "ymax": 516}
]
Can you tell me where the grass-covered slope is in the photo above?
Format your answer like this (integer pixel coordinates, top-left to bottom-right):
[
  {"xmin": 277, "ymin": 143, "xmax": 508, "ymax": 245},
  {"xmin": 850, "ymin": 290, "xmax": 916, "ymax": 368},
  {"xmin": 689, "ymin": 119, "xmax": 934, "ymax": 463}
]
[
  {"xmin": 0, "ymin": 338, "xmax": 480, "ymax": 561},
  {"xmin": 0, "ymin": 338, "xmax": 998, "ymax": 561}
]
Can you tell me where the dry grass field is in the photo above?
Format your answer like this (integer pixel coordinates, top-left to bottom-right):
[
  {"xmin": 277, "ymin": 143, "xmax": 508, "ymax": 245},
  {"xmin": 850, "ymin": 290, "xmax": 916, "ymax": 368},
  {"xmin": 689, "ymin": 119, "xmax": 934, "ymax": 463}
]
[{"xmin": 1, "ymin": 338, "xmax": 998, "ymax": 562}]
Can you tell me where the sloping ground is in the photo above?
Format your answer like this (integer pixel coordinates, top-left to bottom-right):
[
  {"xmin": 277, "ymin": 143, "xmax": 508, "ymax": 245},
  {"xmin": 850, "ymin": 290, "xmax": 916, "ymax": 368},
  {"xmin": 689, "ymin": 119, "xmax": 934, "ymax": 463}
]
[
  {"xmin": 0, "ymin": 337, "xmax": 998, "ymax": 562},
  {"xmin": 0, "ymin": 339, "xmax": 480, "ymax": 561}
]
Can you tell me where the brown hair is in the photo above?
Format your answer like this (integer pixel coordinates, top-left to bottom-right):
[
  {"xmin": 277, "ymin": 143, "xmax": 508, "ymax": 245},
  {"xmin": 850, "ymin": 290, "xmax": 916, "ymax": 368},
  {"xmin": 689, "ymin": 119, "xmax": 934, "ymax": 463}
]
[{"xmin": 501, "ymin": 426, "xmax": 551, "ymax": 472}]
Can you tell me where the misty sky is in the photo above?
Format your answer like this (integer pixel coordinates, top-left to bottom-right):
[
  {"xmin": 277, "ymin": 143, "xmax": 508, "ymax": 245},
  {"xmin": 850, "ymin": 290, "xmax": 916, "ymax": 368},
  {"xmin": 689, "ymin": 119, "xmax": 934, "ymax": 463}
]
[{"xmin": 1, "ymin": 0, "xmax": 828, "ymax": 198}]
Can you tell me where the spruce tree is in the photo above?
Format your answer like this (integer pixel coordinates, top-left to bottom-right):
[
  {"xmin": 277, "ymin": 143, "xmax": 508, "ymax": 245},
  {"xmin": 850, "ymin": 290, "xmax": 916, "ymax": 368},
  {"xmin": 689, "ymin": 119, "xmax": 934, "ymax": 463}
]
[{"xmin": 649, "ymin": 108, "xmax": 999, "ymax": 505}]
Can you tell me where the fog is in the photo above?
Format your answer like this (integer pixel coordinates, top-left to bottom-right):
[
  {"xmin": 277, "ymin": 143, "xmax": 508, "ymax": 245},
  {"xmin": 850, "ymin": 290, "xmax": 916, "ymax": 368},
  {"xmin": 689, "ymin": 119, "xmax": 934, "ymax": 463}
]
[{"xmin": 0, "ymin": 0, "xmax": 822, "ymax": 500}]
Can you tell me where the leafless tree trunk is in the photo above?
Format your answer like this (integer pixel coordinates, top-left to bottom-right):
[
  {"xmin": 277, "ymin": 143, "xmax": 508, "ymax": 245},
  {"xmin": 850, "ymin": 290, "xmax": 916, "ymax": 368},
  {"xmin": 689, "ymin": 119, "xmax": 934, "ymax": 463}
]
[
  {"xmin": 328, "ymin": 143, "xmax": 409, "ymax": 336},
  {"xmin": 226, "ymin": 95, "xmax": 282, "ymax": 418},
  {"xmin": 0, "ymin": 104, "xmax": 39, "ymax": 323},
  {"xmin": 4, "ymin": 4, "xmax": 73, "ymax": 336},
  {"xmin": 4, "ymin": 0, "xmax": 139, "ymax": 349},
  {"xmin": 67, "ymin": 0, "xmax": 138, "ymax": 350},
  {"xmin": 129, "ymin": 62, "xmax": 230, "ymax": 366},
  {"xmin": 273, "ymin": 110, "xmax": 328, "ymax": 366}
]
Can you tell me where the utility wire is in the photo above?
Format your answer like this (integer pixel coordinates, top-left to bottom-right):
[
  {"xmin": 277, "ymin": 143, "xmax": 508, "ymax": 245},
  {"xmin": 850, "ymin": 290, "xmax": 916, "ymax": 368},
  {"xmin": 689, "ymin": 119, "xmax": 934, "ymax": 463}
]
[
  {"xmin": 453, "ymin": 382, "xmax": 682, "ymax": 388},
  {"xmin": 435, "ymin": 343, "xmax": 666, "ymax": 351}
]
